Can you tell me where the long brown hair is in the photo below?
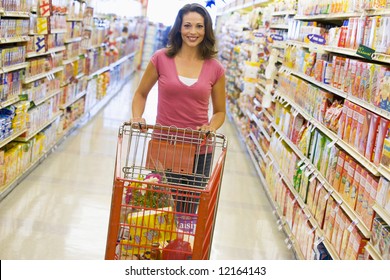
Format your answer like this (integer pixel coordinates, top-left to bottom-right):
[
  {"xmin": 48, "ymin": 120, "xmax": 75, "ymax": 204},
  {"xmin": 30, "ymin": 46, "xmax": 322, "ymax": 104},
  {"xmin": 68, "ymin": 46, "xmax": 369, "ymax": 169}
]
[{"xmin": 166, "ymin": 3, "xmax": 217, "ymax": 59}]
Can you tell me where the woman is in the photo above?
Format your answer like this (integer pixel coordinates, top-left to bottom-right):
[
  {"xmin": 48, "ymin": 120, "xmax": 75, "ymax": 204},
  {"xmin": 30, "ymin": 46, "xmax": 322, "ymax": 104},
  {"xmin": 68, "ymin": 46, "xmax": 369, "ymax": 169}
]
[
  {"xmin": 131, "ymin": 3, "xmax": 226, "ymax": 214},
  {"xmin": 131, "ymin": 3, "xmax": 226, "ymax": 133}
]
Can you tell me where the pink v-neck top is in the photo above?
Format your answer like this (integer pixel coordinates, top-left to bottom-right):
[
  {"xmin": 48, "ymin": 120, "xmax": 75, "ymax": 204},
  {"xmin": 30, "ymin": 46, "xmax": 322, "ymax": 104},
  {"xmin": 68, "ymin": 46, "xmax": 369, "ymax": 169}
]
[{"xmin": 150, "ymin": 48, "xmax": 225, "ymax": 130}]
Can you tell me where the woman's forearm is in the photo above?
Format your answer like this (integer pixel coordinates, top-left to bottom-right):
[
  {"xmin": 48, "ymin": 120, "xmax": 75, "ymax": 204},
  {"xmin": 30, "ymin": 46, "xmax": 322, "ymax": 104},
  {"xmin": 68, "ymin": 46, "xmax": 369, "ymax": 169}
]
[{"xmin": 209, "ymin": 111, "xmax": 226, "ymax": 131}]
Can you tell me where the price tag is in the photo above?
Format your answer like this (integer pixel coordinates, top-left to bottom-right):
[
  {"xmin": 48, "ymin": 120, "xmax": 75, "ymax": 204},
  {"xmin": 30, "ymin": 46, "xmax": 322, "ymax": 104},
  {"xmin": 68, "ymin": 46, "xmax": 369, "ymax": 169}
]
[
  {"xmin": 324, "ymin": 190, "xmax": 333, "ymax": 201},
  {"xmin": 314, "ymin": 236, "xmax": 325, "ymax": 246},
  {"xmin": 347, "ymin": 220, "xmax": 358, "ymax": 232},
  {"xmin": 305, "ymin": 167, "xmax": 314, "ymax": 177},
  {"xmin": 327, "ymin": 138, "xmax": 337, "ymax": 149},
  {"xmin": 309, "ymin": 173, "xmax": 318, "ymax": 182}
]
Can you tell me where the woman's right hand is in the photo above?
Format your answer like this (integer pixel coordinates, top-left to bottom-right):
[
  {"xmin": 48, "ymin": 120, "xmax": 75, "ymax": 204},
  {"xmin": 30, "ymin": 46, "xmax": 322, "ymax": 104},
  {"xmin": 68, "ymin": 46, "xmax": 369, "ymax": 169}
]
[{"xmin": 130, "ymin": 117, "xmax": 146, "ymax": 131}]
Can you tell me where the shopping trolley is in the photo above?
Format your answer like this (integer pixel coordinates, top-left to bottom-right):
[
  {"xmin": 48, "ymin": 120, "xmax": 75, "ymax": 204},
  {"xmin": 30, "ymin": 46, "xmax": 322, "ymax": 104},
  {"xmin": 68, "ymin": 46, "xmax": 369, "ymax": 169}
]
[{"xmin": 105, "ymin": 122, "xmax": 228, "ymax": 260}]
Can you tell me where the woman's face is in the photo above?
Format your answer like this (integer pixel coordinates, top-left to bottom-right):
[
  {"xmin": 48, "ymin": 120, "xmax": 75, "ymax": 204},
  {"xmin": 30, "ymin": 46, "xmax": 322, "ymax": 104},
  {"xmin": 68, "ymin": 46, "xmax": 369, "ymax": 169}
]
[{"xmin": 180, "ymin": 12, "xmax": 205, "ymax": 48}]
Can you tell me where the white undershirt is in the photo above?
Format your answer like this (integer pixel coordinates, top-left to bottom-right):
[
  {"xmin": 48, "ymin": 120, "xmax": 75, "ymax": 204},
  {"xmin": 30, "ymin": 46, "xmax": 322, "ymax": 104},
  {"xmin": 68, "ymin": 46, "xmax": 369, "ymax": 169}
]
[{"xmin": 178, "ymin": 75, "xmax": 197, "ymax": 86}]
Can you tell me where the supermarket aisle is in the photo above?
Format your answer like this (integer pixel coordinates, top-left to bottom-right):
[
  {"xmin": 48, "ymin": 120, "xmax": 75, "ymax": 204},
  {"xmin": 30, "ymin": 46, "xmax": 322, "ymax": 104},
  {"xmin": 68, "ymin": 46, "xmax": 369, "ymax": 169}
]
[{"xmin": 0, "ymin": 71, "xmax": 294, "ymax": 260}]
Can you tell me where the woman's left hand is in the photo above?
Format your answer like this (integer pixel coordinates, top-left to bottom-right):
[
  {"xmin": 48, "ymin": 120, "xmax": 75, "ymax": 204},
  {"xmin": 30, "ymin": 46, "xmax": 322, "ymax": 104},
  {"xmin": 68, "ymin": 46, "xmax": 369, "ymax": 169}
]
[{"xmin": 196, "ymin": 125, "xmax": 216, "ymax": 134}]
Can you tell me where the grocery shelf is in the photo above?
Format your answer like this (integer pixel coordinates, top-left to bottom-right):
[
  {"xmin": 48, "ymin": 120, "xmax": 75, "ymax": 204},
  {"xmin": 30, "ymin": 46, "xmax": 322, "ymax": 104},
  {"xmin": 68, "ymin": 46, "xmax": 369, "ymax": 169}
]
[
  {"xmin": 0, "ymin": 10, "xmax": 30, "ymax": 17},
  {"xmin": 281, "ymin": 65, "xmax": 390, "ymax": 123},
  {"xmin": 0, "ymin": 36, "xmax": 29, "ymax": 44},
  {"xmin": 63, "ymin": 55, "xmax": 81, "ymax": 65},
  {"xmin": 26, "ymin": 46, "xmax": 66, "ymax": 58},
  {"xmin": 60, "ymin": 90, "xmax": 87, "ymax": 109},
  {"xmin": 286, "ymin": 40, "xmax": 390, "ymax": 64},
  {"xmin": 249, "ymin": 131, "xmax": 267, "ymax": 161},
  {"xmin": 50, "ymin": 29, "xmax": 67, "ymax": 34},
  {"xmin": 270, "ymin": 24, "xmax": 289, "ymax": 29},
  {"xmin": 64, "ymin": 37, "xmax": 82, "ymax": 44},
  {"xmin": 16, "ymin": 111, "xmax": 63, "ymax": 142},
  {"xmin": 276, "ymin": 85, "xmax": 386, "ymax": 179},
  {"xmin": 271, "ymin": 119, "xmax": 371, "ymax": 239},
  {"xmin": 1, "ymin": 96, "xmax": 20, "ymax": 108},
  {"xmin": 32, "ymin": 88, "xmax": 63, "ymax": 106},
  {"xmin": 373, "ymin": 204, "xmax": 390, "ymax": 226},
  {"xmin": 23, "ymin": 66, "xmax": 64, "ymax": 84},
  {"xmin": 365, "ymin": 242, "xmax": 382, "ymax": 260},
  {"xmin": 272, "ymin": 10, "xmax": 296, "ymax": 16},
  {"xmin": 0, "ymin": 128, "xmax": 28, "ymax": 149},
  {"xmin": 0, "ymin": 62, "xmax": 29, "ymax": 74}
]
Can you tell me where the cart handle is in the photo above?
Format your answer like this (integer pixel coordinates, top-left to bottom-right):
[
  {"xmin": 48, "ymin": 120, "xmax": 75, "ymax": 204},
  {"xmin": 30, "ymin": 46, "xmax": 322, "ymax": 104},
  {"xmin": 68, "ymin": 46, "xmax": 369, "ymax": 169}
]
[{"xmin": 123, "ymin": 121, "xmax": 221, "ymax": 146}]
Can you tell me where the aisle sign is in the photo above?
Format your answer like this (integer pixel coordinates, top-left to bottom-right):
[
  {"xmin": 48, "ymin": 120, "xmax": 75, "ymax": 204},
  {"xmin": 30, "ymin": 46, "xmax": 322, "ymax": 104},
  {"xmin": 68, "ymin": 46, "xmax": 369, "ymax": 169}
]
[
  {"xmin": 37, "ymin": 17, "xmax": 49, "ymax": 35},
  {"xmin": 34, "ymin": 36, "xmax": 47, "ymax": 53},
  {"xmin": 306, "ymin": 34, "xmax": 326, "ymax": 45},
  {"xmin": 270, "ymin": 34, "xmax": 284, "ymax": 41},
  {"xmin": 38, "ymin": 0, "xmax": 52, "ymax": 17},
  {"xmin": 356, "ymin": 44, "xmax": 375, "ymax": 60}
]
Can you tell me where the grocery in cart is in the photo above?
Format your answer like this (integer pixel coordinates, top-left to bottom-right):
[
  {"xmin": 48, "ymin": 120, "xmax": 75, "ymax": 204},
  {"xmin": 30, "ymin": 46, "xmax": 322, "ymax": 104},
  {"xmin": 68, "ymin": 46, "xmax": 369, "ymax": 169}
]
[{"xmin": 105, "ymin": 122, "xmax": 228, "ymax": 260}]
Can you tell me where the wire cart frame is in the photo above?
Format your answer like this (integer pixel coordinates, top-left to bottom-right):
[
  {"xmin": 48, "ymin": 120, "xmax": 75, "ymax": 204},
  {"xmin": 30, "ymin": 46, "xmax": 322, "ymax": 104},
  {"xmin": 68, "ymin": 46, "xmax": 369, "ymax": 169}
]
[{"xmin": 105, "ymin": 123, "xmax": 228, "ymax": 260}]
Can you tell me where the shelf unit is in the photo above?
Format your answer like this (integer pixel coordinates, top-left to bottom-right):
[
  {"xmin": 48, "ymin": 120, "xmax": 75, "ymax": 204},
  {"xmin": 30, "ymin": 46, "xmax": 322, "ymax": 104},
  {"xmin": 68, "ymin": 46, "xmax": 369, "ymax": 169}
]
[
  {"xmin": 0, "ymin": 0, "xmax": 146, "ymax": 201},
  {"xmin": 218, "ymin": 0, "xmax": 390, "ymax": 260}
]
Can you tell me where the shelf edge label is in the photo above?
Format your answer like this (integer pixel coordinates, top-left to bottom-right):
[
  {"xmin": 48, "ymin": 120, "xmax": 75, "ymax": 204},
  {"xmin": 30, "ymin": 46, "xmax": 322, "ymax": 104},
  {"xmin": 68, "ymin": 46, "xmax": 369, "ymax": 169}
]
[{"xmin": 356, "ymin": 44, "xmax": 375, "ymax": 60}]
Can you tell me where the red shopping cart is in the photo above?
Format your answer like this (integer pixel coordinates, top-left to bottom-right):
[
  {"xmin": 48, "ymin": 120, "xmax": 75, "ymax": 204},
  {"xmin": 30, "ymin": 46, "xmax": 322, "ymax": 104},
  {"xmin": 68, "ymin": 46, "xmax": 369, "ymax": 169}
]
[{"xmin": 105, "ymin": 122, "xmax": 227, "ymax": 260}]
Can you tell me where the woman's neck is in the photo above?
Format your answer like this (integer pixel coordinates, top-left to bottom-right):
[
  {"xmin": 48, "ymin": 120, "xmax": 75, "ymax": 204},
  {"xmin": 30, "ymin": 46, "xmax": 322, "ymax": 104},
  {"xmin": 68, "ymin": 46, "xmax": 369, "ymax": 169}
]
[{"xmin": 176, "ymin": 46, "xmax": 201, "ymax": 61}]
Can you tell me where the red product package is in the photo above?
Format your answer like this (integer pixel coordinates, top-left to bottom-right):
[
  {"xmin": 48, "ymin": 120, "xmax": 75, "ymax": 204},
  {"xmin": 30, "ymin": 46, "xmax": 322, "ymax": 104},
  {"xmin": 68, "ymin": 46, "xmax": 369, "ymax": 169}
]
[
  {"xmin": 373, "ymin": 117, "xmax": 390, "ymax": 165},
  {"xmin": 364, "ymin": 113, "xmax": 380, "ymax": 162},
  {"xmin": 342, "ymin": 102, "xmax": 356, "ymax": 142},
  {"xmin": 354, "ymin": 107, "xmax": 367, "ymax": 151},
  {"xmin": 348, "ymin": 106, "xmax": 360, "ymax": 145},
  {"xmin": 338, "ymin": 100, "xmax": 350, "ymax": 138}
]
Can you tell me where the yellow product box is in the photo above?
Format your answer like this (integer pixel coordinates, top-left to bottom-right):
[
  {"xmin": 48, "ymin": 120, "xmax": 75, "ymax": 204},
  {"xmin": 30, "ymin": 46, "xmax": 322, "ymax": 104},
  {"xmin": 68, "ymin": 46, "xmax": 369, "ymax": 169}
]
[{"xmin": 123, "ymin": 207, "xmax": 177, "ymax": 255}]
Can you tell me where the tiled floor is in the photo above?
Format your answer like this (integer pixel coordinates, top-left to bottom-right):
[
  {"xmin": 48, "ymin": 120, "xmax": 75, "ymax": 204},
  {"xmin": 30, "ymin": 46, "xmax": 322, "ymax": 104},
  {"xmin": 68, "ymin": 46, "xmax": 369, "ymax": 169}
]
[{"xmin": 0, "ymin": 71, "xmax": 295, "ymax": 260}]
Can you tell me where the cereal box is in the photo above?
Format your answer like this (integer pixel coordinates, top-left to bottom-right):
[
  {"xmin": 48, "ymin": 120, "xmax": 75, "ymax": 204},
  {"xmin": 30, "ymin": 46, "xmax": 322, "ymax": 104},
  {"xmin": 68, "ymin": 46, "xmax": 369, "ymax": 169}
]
[
  {"xmin": 349, "ymin": 164, "xmax": 362, "ymax": 209},
  {"xmin": 342, "ymin": 102, "xmax": 355, "ymax": 142},
  {"xmin": 337, "ymin": 100, "xmax": 349, "ymax": 138},
  {"xmin": 344, "ymin": 158, "xmax": 357, "ymax": 203},
  {"xmin": 358, "ymin": 109, "xmax": 373, "ymax": 155},
  {"xmin": 323, "ymin": 196, "xmax": 336, "ymax": 239},
  {"xmin": 348, "ymin": 107, "xmax": 360, "ymax": 145},
  {"xmin": 306, "ymin": 178, "xmax": 318, "ymax": 209},
  {"xmin": 314, "ymin": 186, "xmax": 329, "ymax": 229},
  {"xmin": 373, "ymin": 117, "xmax": 390, "ymax": 165},
  {"xmin": 326, "ymin": 146, "xmax": 340, "ymax": 185},
  {"xmin": 364, "ymin": 113, "xmax": 380, "ymax": 162},
  {"xmin": 379, "ymin": 68, "xmax": 390, "ymax": 112},
  {"xmin": 354, "ymin": 107, "xmax": 367, "ymax": 151},
  {"xmin": 355, "ymin": 168, "xmax": 368, "ymax": 215},
  {"xmin": 333, "ymin": 151, "xmax": 346, "ymax": 192},
  {"xmin": 376, "ymin": 177, "xmax": 390, "ymax": 207},
  {"xmin": 338, "ymin": 155, "xmax": 351, "ymax": 198},
  {"xmin": 124, "ymin": 207, "xmax": 177, "ymax": 255}
]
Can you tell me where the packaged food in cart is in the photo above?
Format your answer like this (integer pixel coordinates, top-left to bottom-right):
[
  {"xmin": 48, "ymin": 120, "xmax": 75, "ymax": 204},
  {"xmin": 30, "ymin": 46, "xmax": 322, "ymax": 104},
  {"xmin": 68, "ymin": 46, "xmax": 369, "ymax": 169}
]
[{"xmin": 105, "ymin": 122, "xmax": 227, "ymax": 260}]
